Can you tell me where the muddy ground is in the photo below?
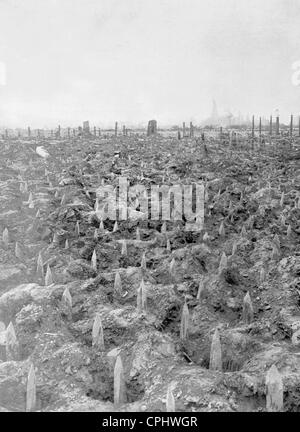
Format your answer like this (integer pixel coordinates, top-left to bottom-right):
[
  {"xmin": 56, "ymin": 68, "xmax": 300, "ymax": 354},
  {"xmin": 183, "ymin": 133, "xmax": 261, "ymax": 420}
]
[{"xmin": 0, "ymin": 133, "xmax": 299, "ymax": 412}]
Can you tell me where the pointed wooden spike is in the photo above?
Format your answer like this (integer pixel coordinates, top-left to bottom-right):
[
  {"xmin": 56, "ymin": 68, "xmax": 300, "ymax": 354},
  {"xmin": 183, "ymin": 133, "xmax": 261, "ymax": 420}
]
[
  {"xmin": 219, "ymin": 221, "xmax": 225, "ymax": 238},
  {"xmin": 242, "ymin": 292, "xmax": 254, "ymax": 324},
  {"xmin": 52, "ymin": 232, "xmax": 59, "ymax": 244},
  {"xmin": 2, "ymin": 228, "xmax": 9, "ymax": 247},
  {"xmin": 62, "ymin": 287, "xmax": 72, "ymax": 309},
  {"xmin": 266, "ymin": 365, "xmax": 283, "ymax": 412},
  {"xmin": 218, "ymin": 252, "xmax": 227, "ymax": 274},
  {"xmin": 260, "ymin": 267, "xmax": 266, "ymax": 283},
  {"xmin": 137, "ymin": 279, "xmax": 147, "ymax": 312},
  {"xmin": 280, "ymin": 192, "xmax": 285, "ymax": 207},
  {"xmin": 121, "ymin": 240, "xmax": 127, "ymax": 256},
  {"xmin": 75, "ymin": 221, "xmax": 80, "ymax": 236},
  {"xmin": 26, "ymin": 364, "xmax": 36, "ymax": 412},
  {"xmin": 15, "ymin": 242, "xmax": 22, "ymax": 260},
  {"xmin": 36, "ymin": 252, "xmax": 44, "ymax": 278},
  {"xmin": 209, "ymin": 328, "xmax": 222, "ymax": 371},
  {"xmin": 114, "ymin": 355, "xmax": 126, "ymax": 407},
  {"xmin": 91, "ymin": 249, "xmax": 97, "ymax": 271},
  {"xmin": 166, "ymin": 239, "xmax": 171, "ymax": 252},
  {"xmin": 232, "ymin": 241, "xmax": 238, "ymax": 256},
  {"xmin": 271, "ymin": 243, "xmax": 280, "ymax": 260},
  {"xmin": 197, "ymin": 280, "xmax": 204, "ymax": 301},
  {"xmin": 6, "ymin": 322, "xmax": 18, "ymax": 361},
  {"xmin": 169, "ymin": 258, "xmax": 176, "ymax": 277},
  {"xmin": 166, "ymin": 386, "xmax": 176, "ymax": 412},
  {"xmin": 180, "ymin": 301, "xmax": 189, "ymax": 340},
  {"xmin": 99, "ymin": 219, "xmax": 104, "ymax": 231},
  {"xmin": 241, "ymin": 225, "xmax": 247, "ymax": 238},
  {"xmin": 114, "ymin": 271, "xmax": 122, "ymax": 294},
  {"xmin": 92, "ymin": 313, "xmax": 104, "ymax": 349},
  {"xmin": 45, "ymin": 265, "xmax": 53, "ymax": 286}
]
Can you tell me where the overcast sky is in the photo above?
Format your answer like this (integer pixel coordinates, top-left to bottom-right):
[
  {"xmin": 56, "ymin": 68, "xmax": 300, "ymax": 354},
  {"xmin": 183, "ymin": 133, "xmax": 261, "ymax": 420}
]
[{"xmin": 0, "ymin": 0, "xmax": 300, "ymax": 127}]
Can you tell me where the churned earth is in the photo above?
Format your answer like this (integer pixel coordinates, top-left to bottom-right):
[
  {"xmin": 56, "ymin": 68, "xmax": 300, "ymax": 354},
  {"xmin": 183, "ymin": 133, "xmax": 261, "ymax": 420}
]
[{"xmin": 0, "ymin": 133, "xmax": 299, "ymax": 412}]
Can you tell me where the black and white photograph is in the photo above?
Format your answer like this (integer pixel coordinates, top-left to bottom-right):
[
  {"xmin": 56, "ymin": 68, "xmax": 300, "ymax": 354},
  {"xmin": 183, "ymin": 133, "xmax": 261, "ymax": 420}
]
[{"xmin": 0, "ymin": 0, "xmax": 299, "ymax": 419}]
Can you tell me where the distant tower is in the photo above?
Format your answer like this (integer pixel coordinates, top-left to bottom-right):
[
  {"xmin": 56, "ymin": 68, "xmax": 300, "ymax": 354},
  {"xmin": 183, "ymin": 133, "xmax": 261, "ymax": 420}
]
[{"xmin": 211, "ymin": 100, "xmax": 219, "ymax": 124}]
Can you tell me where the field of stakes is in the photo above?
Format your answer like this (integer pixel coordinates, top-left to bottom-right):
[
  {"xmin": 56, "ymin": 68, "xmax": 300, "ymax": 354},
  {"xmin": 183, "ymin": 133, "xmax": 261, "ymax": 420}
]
[{"xmin": 0, "ymin": 131, "xmax": 299, "ymax": 412}]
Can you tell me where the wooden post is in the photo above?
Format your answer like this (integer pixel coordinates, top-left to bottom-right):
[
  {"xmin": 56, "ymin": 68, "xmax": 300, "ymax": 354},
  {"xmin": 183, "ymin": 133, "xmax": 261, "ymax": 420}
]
[
  {"xmin": 183, "ymin": 122, "xmax": 186, "ymax": 138},
  {"xmin": 115, "ymin": 122, "xmax": 118, "ymax": 136},
  {"xmin": 58, "ymin": 125, "xmax": 61, "ymax": 138},
  {"xmin": 270, "ymin": 116, "xmax": 272, "ymax": 136},
  {"xmin": 68, "ymin": 127, "xmax": 70, "ymax": 138},
  {"xmin": 290, "ymin": 114, "xmax": 293, "ymax": 137},
  {"xmin": 123, "ymin": 125, "xmax": 126, "ymax": 136},
  {"xmin": 189, "ymin": 122, "xmax": 194, "ymax": 138},
  {"xmin": 220, "ymin": 126, "xmax": 223, "ymax": 140},
  {"xmin": 28, "ymin": 126, "xmax": 31, "ymax": 137},
  {"xmin": 94, "ymin": 126, "xmax": 96, "ymax": 136},
  {"xmin": 251, "ymin": 115, "xmax": 255, "ymax": 138},
  {"xmin": 259, "ymin": 117, "xmax": 262, "ymax": 137},
  {"xmin": 276, "ymin": 116, "xmax": 279, "ymax": 135}
]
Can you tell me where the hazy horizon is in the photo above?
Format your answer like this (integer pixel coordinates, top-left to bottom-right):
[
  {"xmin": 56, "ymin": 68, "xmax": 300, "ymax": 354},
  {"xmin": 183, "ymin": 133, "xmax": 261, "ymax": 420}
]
[{"xmin": 1, "ymin": 0, "xmax": 300, "ymax": 128}]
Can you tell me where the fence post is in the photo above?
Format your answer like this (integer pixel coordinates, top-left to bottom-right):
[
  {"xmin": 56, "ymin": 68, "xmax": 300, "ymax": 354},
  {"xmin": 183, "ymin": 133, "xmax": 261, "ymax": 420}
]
[
  {"xmin": 28, "ymin": 126, "xmax": 31, "ymax": 138},
  {"xmin": 189, "ymin": 122, "xmax": 194, "ymax": 138},
  {"xmin": 276, "ymin": 116, "xmax": 279, "ymax": 135},
  {"xmin": 290, "ymin": 114, "xmax": 293, "ymax": 137},
  {"xmin": 183, "ymin": 122, "xmax": 186, "ymax": 138},
  {"xmin": 115, "ymin": 122, "xmax": 118, "ymax": 136}
]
